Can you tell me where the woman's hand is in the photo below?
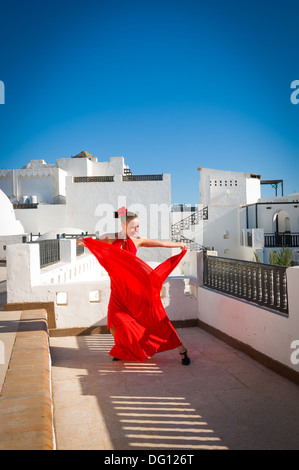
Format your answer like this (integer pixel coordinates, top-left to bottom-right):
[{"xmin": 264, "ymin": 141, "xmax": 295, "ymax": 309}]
[
  {"xmin": 76, "ymin": 237, "xmax": 85, "ymax": 247},
  {"xmin": 179, "ymin": 242, "xmax": 188, "ymax": 251}
]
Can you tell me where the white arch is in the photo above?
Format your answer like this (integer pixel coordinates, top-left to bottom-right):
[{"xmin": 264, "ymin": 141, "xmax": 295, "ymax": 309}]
[{"xmin": 272, "ymin": 209, "xmax": 291, "ymax": 233}]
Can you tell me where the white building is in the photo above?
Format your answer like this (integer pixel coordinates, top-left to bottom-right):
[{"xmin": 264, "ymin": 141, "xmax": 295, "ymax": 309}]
[
  {"xmin": 1, "ymin": 154, "xmax": 298, "ymax": 264},
  {"xmin": 0, "ymin": 152, "xmax": 172, "ymax": 261},
  {"xmin": 243, "ymin": 192, "xmax": 299, "ymax": 264},
  {"xmin": 0, "ymin": 189, "xmax": 25, "ymax": 260},
  {"xmin": 172, "ymin": 168, "xmax": 262, "ymax": 259},
  {"xmin": 189, "ymin": 167, "xmax": 299, "ymax": 264},
  {"xmin": 170, "ymin": 167, "xmax": 298, "ymax": 264},
  {"xmin": 199, "ymin": 167, "xmax": 262, "ymax": 260},
  {"xmin": 2, "ymin": 158, "xmax": 299, "ymax": 383}
]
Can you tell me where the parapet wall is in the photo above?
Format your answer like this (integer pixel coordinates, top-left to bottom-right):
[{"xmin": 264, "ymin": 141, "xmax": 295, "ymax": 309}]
[
  {"xmin": 0, "ymin": 309, "xmax": 55, "ymax": 450},
  {"xmin": 6, "ymin": 241, "xmax": 199, "ymax": 332}
]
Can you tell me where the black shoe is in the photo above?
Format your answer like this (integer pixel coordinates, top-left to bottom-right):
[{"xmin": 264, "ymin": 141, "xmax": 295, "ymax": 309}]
[
  {"xmin": 112, "ymin": 357, "xmax": 120, "ymax": 361},
  {"xmin": 180, "ymin": 349, "xmax": 191, "ymax": 366}
]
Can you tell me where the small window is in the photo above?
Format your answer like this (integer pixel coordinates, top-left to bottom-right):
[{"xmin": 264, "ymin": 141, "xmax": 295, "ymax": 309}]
[
  {"xmin": 89, "ymin": 290, "xmax": 101, "ymax": 303},
  {"xmin": 56, "ymin": 292, "xmax": 68, "ymax": 306}
]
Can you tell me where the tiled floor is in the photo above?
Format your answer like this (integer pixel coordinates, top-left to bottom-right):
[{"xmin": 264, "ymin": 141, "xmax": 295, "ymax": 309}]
[{"xmin": 50, "ymin": 327, "xmax": 299, "ymax": 450}]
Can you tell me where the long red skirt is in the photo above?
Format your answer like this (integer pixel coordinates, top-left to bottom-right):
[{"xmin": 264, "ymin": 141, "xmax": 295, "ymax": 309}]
[{"xmin": 83, "ymin": 238, "xmax": 187, "ymax": 361}]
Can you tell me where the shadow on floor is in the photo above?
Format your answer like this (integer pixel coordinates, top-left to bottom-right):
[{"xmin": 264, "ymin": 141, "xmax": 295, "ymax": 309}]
[{"xmin": 50, "ymin": 328, "xmax": 299, "ymax": 450}]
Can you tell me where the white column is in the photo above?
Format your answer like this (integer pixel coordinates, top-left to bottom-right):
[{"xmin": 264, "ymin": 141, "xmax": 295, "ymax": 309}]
[{"xmin": 6, "ymin": 243, "xmax": 40, "ymax": 302}]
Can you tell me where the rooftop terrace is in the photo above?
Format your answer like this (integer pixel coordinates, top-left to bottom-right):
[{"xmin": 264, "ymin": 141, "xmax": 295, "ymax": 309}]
[
  {"xmin": 1, "ymin": 260, "xmax": 299, "ymax": 450},
  {"xmin": 50, "ymin": 327, "xmax": 299, "ymax": 451}
]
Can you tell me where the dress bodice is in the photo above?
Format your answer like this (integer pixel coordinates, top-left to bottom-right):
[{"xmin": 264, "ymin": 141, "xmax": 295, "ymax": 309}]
[{"xmin": 112, "ymin": 237, "xmax": 137, "ymax": 256}]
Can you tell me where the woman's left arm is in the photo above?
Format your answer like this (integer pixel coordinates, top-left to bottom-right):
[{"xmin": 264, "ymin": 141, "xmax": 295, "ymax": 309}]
[{"xmin": 136, "ymin": 237, "xmax": 187, "ymax": 251}]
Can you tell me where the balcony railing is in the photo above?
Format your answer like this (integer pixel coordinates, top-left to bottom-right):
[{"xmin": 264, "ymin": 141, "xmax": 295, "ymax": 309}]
[
  {"xmin": 265, "ymin": 233, "xmax": 299, "ymax": 248},
  {"xmin": 74, "ymin": 176, "xmax": 114, "ymax": 183},
  {"xmin": 31, "ymin": 239, "xmax": 60, "ymax": 268},
  {"xmin": 122, "ymin": 174, "xmax": 163, "ymax": 181},
  {"xmin": 13, "ymin": 203, "xmax": 39, "ymax": 209},
  {"xmin": 29, "ymin": 234, "xmax": 91, "ymax": 267},
  {"xmin": 203, "ymin": 255, "xmax": 288, "ymax": 315}
]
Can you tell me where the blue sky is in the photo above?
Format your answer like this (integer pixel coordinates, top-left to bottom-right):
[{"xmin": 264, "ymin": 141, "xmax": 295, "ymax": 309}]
[{"xmin": 0, "ymin": 0, "xmax": 299, "ymax": 203}]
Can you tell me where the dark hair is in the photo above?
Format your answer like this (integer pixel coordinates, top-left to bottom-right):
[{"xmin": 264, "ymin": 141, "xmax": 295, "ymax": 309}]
[{"xmin": 121, "ymin": 211, "xmax": 138, "ymax": 225}]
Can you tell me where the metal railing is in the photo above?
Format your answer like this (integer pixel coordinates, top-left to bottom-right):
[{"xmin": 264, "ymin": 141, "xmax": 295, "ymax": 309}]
[
  {"xmin": 28, "ymin": 232, "xmax": 92, "ymax": 267},
  {"xmin": 203, "ymin": 255, "xmax": 288, "ymax": 315},
  {"xmin": 123, "ymin": 174, "xmax": 163, "ymax": 181},
  {"xmin": 265, "ymin": 233, "xmax": 299, "ymax": 248},
  {"xmin": 171, "ymin": 207, "xmax": 208, "ymax": 237},
  {"xmin": 172, "ymin": 235, "xmax": 204, "ymax": 251},
  {"xmin": 33, "ymin": 239, "xmax": 60, "ymax": 268},
  {"xmin": 13, "ymin": 203, "xmax": 39, "ymax": 209},
  {"xmin": 74, "ymin": 176, "xmax": 114, "ymax": 183}
]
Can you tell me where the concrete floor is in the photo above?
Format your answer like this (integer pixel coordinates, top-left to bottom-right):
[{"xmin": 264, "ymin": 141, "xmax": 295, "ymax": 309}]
[{"xmin": 50, "ymin": 327, "xmax": 299, "ymax": 450}]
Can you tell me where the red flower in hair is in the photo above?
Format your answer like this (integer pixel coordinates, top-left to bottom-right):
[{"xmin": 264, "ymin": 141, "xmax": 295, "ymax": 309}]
[{"xmin": 118, "ymin": 206, "xmax": 128, "ymax": 216}]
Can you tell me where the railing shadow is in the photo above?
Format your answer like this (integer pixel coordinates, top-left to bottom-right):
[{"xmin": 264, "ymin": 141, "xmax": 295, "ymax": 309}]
[
  {"xmin": 50, "ymin": 329, "xmax": 299, "ymax": 450},
  {"xmin": 50, "ymin": 332, "xmax": 229, "ymax": 450}
]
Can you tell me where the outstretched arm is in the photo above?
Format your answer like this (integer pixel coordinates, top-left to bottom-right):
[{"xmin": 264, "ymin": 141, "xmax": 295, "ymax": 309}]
[
  {"xmin": 76, "ymin": 233, "xmax": 115, "ymax": 247},
  {"xmin": 137, "ymin": 237, "xmax": 187, "ymax": 251}
]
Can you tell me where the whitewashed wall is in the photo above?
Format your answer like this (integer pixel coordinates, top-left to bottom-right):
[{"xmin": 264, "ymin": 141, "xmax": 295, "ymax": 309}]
[
  {"xmin": 202, "ymin": 206, "xmax": 241, "ymax": 257},
  {"xmin": 14, "ymin": 205, "xmax": 67, "ymax": 235},
  {"xmin": 198, "ymin": 168, "xmax": 262, "ymax": 260},
  {"xmin": 197, "ymin": 252, "xmax": 299, "ymax": 374},
  {"xmin": 199, "ymin": 168, "xmax": 261, "ymax": 207},
  {"xmin": 0, "ymin": 235, "xmax": 26, "ymax": 261},
  {"xmin": 65, "ymin": 174, "xmax": 171, "ymax": 237}
]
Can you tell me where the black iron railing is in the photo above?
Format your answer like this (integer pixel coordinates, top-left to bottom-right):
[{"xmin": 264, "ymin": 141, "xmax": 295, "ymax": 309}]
[
  {"xmin": 74, "ymin": 176, "xmax": 114, "ymax": 182},
  {"xmin": 171, "ymin": 207, "xmax": 208, "ymax": 237},
  {"xmin": 265, "ymin": 233, "xmax": 299, "ymax": 248},
  {"xmin": 172, "ymin": 235, "xmax": 204, "ymax": 251},
  {"xmin": 34, "ymin": 239, "xmax": 60, "ymax": 268},
  {"xmin": 76, "ymin": 244, "xmax": 85, "ymax": 256},
  {"xmin": 203, "ymin": 255, "xmax": 288, "ymax": 315},
  {"xmin": 27, "ymin": 232, "xmax": 93, "ymax": 266},
  {"xmin": 123, "ymin": 174, "xmax": 163, "ymax": 181},
  {"xmin": 13, "ymin": 203, "xmax": 39, "ymax": 209}
]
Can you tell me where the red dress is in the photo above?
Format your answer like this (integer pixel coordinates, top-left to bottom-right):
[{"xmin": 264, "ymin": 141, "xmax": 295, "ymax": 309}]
[{"xmin": 83, "ymin": 236, "xmax": 187, "ymax": 361}]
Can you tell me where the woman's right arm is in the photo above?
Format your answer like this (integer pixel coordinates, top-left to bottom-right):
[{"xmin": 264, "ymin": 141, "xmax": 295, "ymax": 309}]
[
  {"xmin": 99, "ymin": 233, "xmax": 116, "ymax": 244},
  {"xmin": 76, "ymin": 234, "xmax": 113, "ymax": 246}
]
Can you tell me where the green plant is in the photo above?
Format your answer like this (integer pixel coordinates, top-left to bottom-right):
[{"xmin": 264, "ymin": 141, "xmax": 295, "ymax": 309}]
[
  {"xmin": 268, "ymin": 247, "xmax": 293, "ymax": 267},
  {"xmin": 253, "ymin": 251, "xmax": 261, "ymax": 263}
]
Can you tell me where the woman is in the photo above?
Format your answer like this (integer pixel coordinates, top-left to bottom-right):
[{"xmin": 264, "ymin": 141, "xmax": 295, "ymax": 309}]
[{"xmin": 77, "ymin": 207, "xmax": 191, "ymax": 365}]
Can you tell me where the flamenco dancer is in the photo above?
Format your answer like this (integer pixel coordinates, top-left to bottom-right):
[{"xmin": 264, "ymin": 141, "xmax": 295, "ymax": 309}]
[{"xmin": 77, "ymin": 207, "xmax": 191, "ymax": 366}]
